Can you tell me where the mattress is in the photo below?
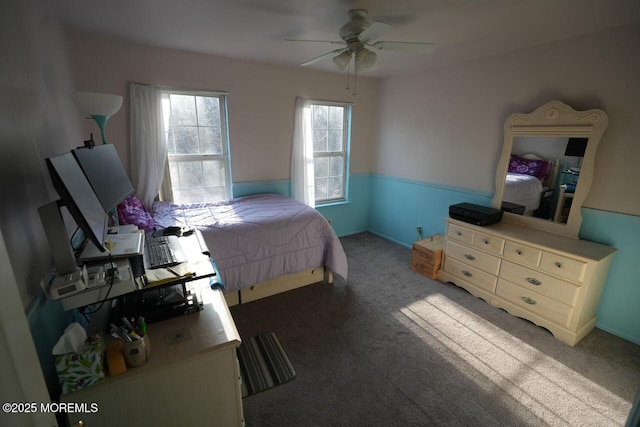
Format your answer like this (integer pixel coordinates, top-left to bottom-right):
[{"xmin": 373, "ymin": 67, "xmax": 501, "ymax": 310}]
[
  {"xmin": 503, "ymin": 173, "xmax": 544, "ymax": 212},
  {"xmin": 152, "ymin": 194, "xmax": 348, "ymax": 292}
]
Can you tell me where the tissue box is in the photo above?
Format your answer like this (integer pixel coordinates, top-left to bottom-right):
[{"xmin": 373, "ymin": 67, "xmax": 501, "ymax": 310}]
[{"xmin": 55, "ymin": 334, "xmax": 105, "ymax": 395}]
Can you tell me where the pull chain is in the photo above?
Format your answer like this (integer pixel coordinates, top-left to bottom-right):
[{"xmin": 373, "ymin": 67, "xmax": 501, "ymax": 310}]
[
  {"xmin": 352, "ymin": 60, "xmax": 357, "ymax": 96},
  {"xmin": 345, "ymin": 64, "xmax": 350, "ymax": 91}
]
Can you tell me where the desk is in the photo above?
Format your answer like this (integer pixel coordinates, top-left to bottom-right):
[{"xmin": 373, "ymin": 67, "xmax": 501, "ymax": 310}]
[
  {"xmin": 62, "ymin": 285, "xmax": 245, "ymax": 426},
  {"xmin": 122, "ymin": 229, "xmax": 223, "ymax": 322},
  {"xmin": 141, "ymin": 229, "xmax": 218, "ymax": 287},
  {"xmin": 554, "ymin": 184, "xmax": 574, "ymax": 223},
  {"xmin": 60, "ymin": 229, "xmax": 220, "ymax": 312}
]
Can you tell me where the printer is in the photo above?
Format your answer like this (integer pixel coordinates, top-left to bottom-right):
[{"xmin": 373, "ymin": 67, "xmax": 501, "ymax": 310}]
[{"xmin": 449, "ymin": 202, "xmax": 503, "ymax": 226}]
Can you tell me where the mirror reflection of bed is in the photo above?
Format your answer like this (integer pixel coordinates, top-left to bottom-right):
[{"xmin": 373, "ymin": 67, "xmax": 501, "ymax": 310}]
[{"xmin": 501, "ymin": 136, "xmax": 586, "ymax": 223}]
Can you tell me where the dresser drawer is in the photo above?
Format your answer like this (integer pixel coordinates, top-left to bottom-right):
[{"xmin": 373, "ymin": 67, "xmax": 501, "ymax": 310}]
[
  {"xmin": 446, "ymin": 240, "xmax": 501, "ymax": 276},
  {"xmin": 503, "ymin": 240, "xmax": 542, "ymax": 267},
  {"xmin": 539, "ymin": 252, "xmax": 585, "ymax": 283},
  {"xmin": 447, "ymin": 223, "xmax": 473, "ymax": 245},
  {"xmin": 499, "ymin": 260, "xmax": 578, "ymax": 306},
  {"xmin": 496, "ymin": 279, "xmax": 572, "ymax": 326},
  {"xmin": 443, "ymin": 257, "xmax": 497, "ymax": 293},
  {"xmin": 472, "ymin": 231, "xmax": 505, "ymax": 256}
]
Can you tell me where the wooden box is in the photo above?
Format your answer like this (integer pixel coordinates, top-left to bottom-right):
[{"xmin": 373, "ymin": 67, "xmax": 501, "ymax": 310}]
[{"xmin": 411, "ymin": 234, "xmax": 444, "ymax": 279}]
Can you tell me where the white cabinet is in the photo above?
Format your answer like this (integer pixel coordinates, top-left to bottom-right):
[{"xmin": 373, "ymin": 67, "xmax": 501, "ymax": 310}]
[
  {"xmin": 438, "ymin": 218, "xmax": 616, "ymax": 346},
  {"xmin": 62, "ymin": 287, "xmax": 244, "ymax": 426}
]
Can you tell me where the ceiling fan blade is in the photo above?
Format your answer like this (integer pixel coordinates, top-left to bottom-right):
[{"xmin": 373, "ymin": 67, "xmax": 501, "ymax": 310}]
[
  {"xmin": 359, "ymin": 21, "xmax": 395, "ymax": 43},
  {"xmin": 371, "ymin": 41, "xmax": 436, "ymax": 54},
  {"xmin": 301, "ymin": 48, "xmax": 347, "ymax": 66},
  {"xmin": 285, "ymin": 38, "xmax": 345, "ymax": 45}
]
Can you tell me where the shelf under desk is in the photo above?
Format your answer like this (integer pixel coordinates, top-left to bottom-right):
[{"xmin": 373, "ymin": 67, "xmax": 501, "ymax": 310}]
[{"xmin": 63, "ymin": 228, "xmax": 222, "ymax": 315}]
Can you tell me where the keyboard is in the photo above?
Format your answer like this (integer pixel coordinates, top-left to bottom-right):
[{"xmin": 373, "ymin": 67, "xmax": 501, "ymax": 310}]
[{"xmin": 144, "ymin": 235, "xmax": 188, "ymax": 269}]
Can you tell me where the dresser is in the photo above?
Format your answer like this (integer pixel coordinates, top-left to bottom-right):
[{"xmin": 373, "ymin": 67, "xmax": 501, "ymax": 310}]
[
  {"xmin": 438, "ymin": 218, "xmax": 616, "ymax": 346},
  {"xmin": 62, "ymin": 285, "xmax": 245, "ymax": 426}
]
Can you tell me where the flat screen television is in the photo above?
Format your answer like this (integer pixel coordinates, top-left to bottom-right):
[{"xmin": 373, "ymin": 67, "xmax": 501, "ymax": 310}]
[
  {"xmin": 46, "ymin": 152, "xmax": 108, "ymax": 252},
  {"xmin": 72, "ymin": 144, "xmax": 134, "ymax": 212}
]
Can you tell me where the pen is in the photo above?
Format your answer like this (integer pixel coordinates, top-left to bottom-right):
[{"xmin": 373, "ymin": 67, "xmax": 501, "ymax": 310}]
[
  {"xmin": 122, "ymin": 317, "xmax": 135, "ymax": 331},
  {"xmin": 166, "ymin": 266, "xmax": 181, "ymax": 277}
]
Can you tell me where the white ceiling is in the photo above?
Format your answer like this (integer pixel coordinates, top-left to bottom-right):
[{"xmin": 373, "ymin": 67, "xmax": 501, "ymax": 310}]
[{"xmin": 49, "ymin": 0, "xmax": 640, "ymax": 78}]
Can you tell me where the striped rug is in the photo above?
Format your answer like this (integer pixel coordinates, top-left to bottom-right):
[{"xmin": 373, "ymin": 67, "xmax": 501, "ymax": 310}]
[{"xmin": 237, "ymin": 332, "xmax": 296, "ymax": 397}]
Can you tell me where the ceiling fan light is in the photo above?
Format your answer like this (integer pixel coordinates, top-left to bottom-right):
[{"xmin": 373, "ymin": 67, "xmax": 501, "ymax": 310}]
[
  {"xmin": 356, "ymin": 48, "xmax": 377, "ymax": 71},
  {"xmin": 333, "ymin": 50, "xmax": 352, "ymax": 71}
]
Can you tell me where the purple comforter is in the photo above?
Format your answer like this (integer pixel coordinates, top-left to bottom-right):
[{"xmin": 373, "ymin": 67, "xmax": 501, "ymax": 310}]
[{"xmin": 152, "ymin": 194, "xmax": 348, "ymax": 292}]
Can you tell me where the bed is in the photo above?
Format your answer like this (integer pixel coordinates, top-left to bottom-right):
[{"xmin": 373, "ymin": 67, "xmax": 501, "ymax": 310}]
[
  {"xmin": 151, "ymin": 193, "xmax": 348, "ymax": 305},
  {"xmin": 503, "ymin": 153, "xmax": 559, "ymax": 215}
]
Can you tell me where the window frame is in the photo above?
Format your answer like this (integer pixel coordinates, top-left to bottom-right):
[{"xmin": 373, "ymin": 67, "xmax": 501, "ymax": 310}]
[
  {"xmin": 160, "ymin": 89, "xmax": 232, "ymax": 204},
  {"xmin": 309, "ymin": 100, "xmax": 352, "ymax": 205}
]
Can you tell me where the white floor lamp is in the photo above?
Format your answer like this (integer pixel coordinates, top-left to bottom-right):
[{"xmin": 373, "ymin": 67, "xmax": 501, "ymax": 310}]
[{"xmin": 74, "ymin": 92, "xmax": 123, "ymax": 146}]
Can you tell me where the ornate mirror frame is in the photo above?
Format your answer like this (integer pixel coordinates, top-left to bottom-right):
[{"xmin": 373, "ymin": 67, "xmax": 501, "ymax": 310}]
[{"xmin": 491, "ymin": 100, "xmax": 608, "ymax": 238}]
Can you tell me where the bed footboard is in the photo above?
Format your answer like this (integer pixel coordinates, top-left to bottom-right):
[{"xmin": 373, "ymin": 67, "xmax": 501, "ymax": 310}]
[{"xmin": 224, "ymin": 266, "xmax": 332, "ymax": 306}]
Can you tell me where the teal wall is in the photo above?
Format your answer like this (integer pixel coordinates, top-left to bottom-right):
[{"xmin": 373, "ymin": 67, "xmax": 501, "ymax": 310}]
[
  {"xmin": 233, "ymin": 179, "xmax": 290, "ymax": 199},
  {"xmin": 368, "ymin": 173, "xmax": 640, "ymax": 345},
  {"xmin": 580, "ymin": 209, "xmax": 640, "ymax": 344},
  {"xmin": 315, "ymin": 174, "xmax": 371, "ymax": 237},
  {"xmin": 369, "ymin": 174, "xmax": 493, "ymax": 245}
]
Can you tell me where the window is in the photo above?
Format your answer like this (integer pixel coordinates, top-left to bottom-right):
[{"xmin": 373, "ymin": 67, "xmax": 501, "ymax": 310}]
[
  {"xmin": 310, "ymin": 102, "xmax": 351, "ymax": 204},
  {"xmin": 161, "ymin": 91, "xmax": 231, "ymax": 204}
]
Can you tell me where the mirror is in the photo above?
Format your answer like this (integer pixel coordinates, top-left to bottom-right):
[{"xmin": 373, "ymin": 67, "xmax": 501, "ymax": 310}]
[{"xmin": 492, "ymin": 101, "xmax": 608, "ymax": 237}]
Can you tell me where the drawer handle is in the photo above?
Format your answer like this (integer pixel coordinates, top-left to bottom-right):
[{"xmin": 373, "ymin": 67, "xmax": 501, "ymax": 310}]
[
  {"xmin": 555, "ymin": 262, "xmax": 562, "ymax": 268},
  {"xmin": 483, "ymin": 239, "xmax": 489, "ymax": 245},
  {"xmin": 462, "ymin": 270, "xmax": 473, "ymax": 277},
  {"xmin": 522, "ymin": 296, "xmax": 537, "ymax": 305},
  {"xmin": 526, "ymin": 277, "xmax": 542, "ymax": 286},
  {"xmin": 464, "ymin": 254, "xmax": 476, "ymax": 261},
  {"xmin": 516, "ymin": 250, "xmax": 523, "ymax": 255},
  {"xmin": 457, "ymin": 232, "xmax": 462, "ymax": 236}
]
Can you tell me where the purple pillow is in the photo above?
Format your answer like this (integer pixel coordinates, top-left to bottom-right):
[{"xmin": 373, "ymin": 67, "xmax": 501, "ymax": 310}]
[
  {"xmin": 537, "ymin": 160, "xmax": 553, "ymax": 182},
  {"xmin": 117, "ymin": 195, "xmax": 155, "ymax": 232},
  {"xmin": 508, "ymin": 155, "xmax": 546, "ymax": 179}
]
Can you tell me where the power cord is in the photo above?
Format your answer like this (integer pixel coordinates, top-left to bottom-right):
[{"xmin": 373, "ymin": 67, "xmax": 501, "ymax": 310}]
[{"xmin": 82, "ymin": 254, "xmax": 117, "ymax": 316}]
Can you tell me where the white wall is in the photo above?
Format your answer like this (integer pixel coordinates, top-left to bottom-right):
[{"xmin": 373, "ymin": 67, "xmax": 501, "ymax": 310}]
[
  {"xmin": 64, "ymin": 31, "xmax": 378, "ymax": 184},
  {"xmin": 1, "ymin": 0, "xmax": 85, "ymax": 308},
  {"xmin": 375, "ymin": 23, "xmax": 640, "ymax": 217},
  {"xmin": 1, "ymin": 0, "xmax": 83, "ymax": 413}
]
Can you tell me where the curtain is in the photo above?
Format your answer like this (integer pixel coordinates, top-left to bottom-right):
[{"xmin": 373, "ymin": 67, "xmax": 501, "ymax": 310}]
[
  {"xmin": 129, "ymin": 83, "xmax": 167, "ymax": 210},
  {"xmin": 291, "ymin": 97, "xmax": 315, "ymax": 207}
]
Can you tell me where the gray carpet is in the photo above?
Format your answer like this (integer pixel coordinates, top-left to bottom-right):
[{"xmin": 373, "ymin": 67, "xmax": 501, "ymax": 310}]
[{"xmin": 230, "ymin": 232, "xmax": 640, "ymax": 426}]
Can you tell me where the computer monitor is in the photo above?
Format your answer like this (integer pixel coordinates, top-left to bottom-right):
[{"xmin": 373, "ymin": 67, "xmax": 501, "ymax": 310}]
[
  {"xmin": 45, "ymin": 152, "xmax": 109, "ymax": 253},
  {"xmin": 72, "ymin": 144, "xmax": 134, "ymax": 212}
]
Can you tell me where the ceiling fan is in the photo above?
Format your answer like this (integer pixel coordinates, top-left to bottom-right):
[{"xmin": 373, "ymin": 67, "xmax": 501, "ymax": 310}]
[{"xmin": 287, "ymin": 9, "xmax": 435, "ymax": 76}]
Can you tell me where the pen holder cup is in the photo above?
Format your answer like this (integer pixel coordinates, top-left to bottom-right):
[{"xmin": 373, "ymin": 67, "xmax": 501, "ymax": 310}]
[{"xmin": 123, "ymin": 336, "xmax": 150, "ymax": 367}]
